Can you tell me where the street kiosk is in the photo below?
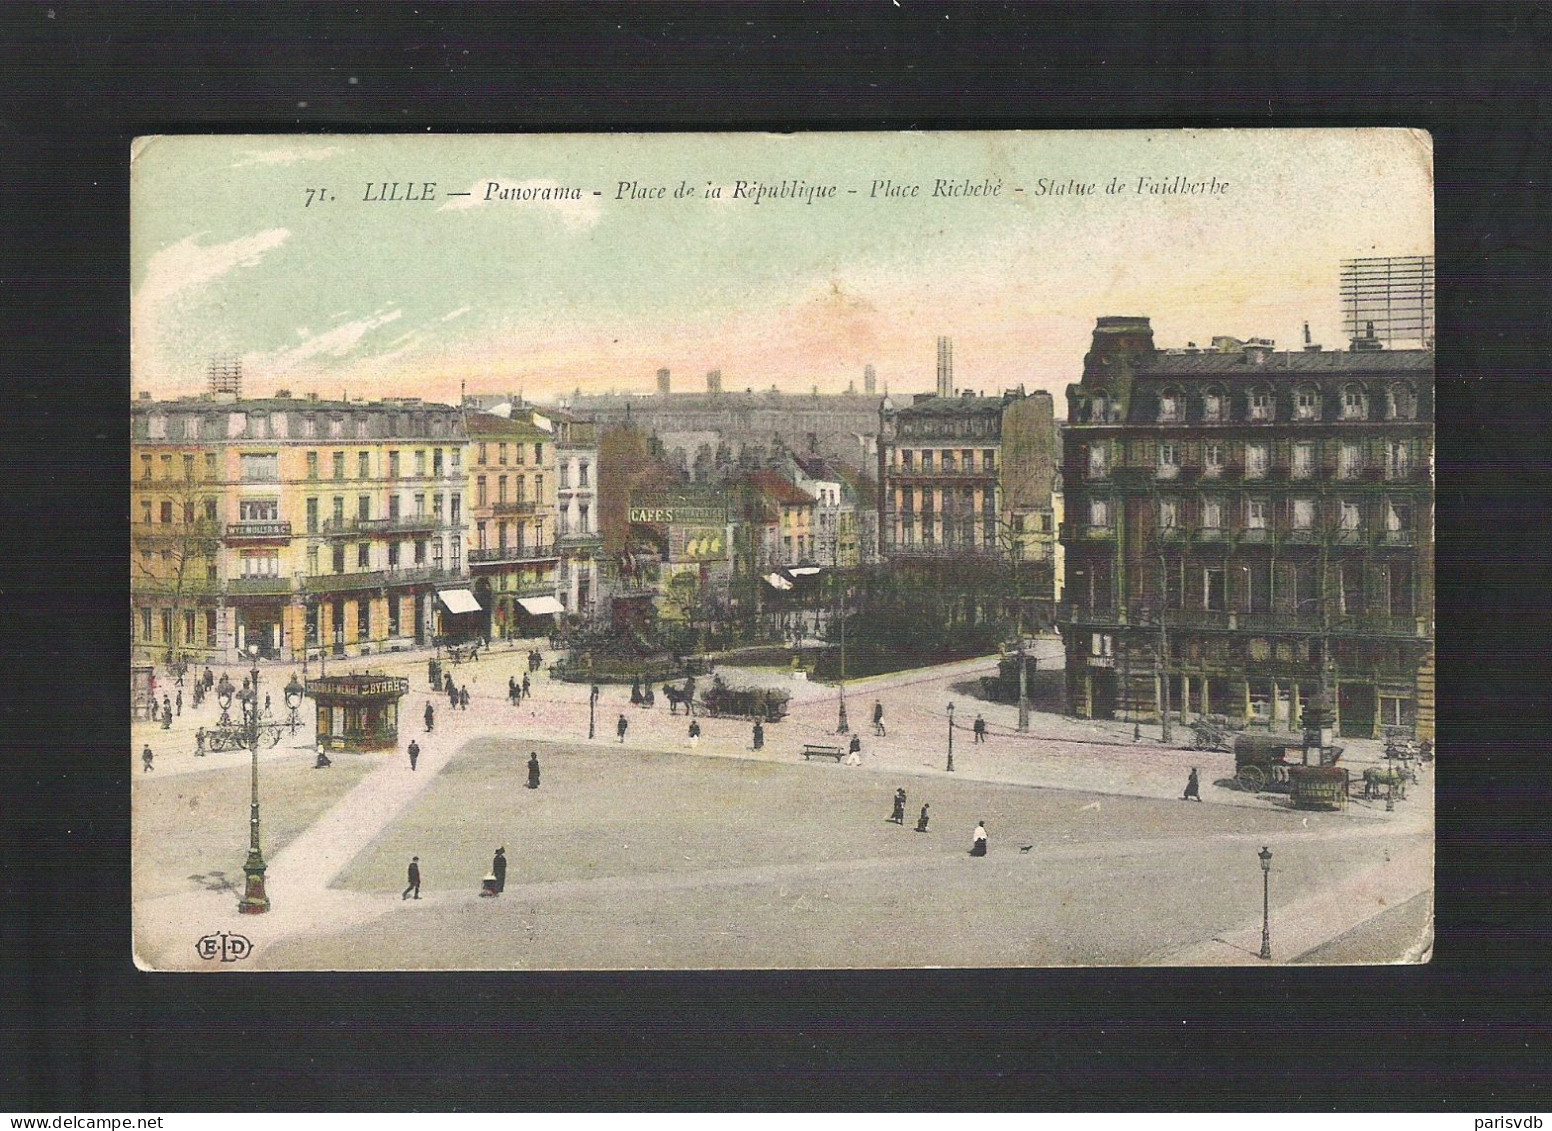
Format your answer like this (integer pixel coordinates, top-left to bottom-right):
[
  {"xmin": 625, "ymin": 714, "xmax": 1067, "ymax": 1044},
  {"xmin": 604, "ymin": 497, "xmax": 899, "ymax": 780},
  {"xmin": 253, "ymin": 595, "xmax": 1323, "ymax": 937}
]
[{"xmin": 308, "ymin": 672, "xmax": 409, "ymax": 752}]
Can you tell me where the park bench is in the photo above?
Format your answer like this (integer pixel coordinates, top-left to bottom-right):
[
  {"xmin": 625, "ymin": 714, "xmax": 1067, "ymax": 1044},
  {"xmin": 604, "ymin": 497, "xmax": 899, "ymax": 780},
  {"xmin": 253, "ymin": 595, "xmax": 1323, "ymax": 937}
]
[{"xmin": 801, "ymin": 743, "xmax": 845, "ymax": 761}]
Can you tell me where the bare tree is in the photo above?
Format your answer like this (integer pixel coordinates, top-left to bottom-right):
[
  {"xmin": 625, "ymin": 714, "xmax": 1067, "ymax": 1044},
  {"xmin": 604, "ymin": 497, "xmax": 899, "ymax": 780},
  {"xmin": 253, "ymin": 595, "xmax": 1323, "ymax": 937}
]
[{"xmin": 132, "ymin": 485, "xmax": 223, "ymax": 666}]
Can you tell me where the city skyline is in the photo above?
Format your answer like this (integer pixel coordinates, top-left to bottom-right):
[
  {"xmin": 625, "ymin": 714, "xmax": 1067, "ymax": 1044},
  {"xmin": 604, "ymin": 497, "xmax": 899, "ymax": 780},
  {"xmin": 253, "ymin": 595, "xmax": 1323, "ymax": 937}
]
[{"xmin": 132, "ymin": 130, "xmax": 1432, "ymax": 409}]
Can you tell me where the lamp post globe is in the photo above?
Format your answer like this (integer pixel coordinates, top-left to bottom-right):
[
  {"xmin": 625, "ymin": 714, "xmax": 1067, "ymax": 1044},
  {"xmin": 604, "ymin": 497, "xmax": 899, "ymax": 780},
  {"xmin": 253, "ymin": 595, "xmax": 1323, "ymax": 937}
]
[
  {"xmin": 1258, "ymin": 846, "xmax": 1273, "ymax": 960},
  {"xmin": 284, "ymin": 673, "xmax": 305, "ymax": 735}
]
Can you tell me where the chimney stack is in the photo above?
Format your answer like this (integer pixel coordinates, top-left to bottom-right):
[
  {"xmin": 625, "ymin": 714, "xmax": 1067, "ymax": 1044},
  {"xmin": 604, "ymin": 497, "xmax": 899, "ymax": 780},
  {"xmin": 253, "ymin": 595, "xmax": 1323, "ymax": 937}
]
[
  {"xmin": 936, "ymin": 336, "xmax": 954, "ymax": 397},
  {"xmin": 656, "ymin": 367, "xmax": 671, "ymax": 396},
  {"xmin": 864, "ymin": 363, "xmax": 877, "ymax": 395}
]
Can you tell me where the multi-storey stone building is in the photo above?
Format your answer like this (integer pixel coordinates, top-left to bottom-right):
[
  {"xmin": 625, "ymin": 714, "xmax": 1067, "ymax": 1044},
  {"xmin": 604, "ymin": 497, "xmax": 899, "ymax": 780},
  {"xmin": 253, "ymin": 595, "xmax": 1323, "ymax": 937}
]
[
  {"xmin": 551, "ymin": 411, "xmax": 603, "ymax": 622},
  {"xmin": 131, "ymin": 393, "xmax": 469, "ymax": 664},
  {"xmin": 876, "ymin": 388, "xmax": 1057, "ymax": 566},
  {"xmin": 1059, "ymin": 316, "xmax": 1434, "ymax": 739},
  {"xmin": 464, "ymin": 411, "xmax": 562, "ymax": 639}
]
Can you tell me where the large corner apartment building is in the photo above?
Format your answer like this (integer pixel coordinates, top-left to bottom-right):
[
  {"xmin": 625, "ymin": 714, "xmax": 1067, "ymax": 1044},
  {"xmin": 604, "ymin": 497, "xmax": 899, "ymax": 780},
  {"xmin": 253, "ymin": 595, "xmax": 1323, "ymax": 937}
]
[{"xmin": 1058, "ymin": 317, "xmax": 1434, "ymax": 740}]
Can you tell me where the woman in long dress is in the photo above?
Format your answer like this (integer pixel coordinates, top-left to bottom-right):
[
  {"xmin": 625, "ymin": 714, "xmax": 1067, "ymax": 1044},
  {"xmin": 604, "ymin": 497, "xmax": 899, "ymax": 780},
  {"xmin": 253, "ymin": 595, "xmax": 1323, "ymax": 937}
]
[{"xmin": 970, "ymin": 821, "xmax": 988, "ymax": 857}]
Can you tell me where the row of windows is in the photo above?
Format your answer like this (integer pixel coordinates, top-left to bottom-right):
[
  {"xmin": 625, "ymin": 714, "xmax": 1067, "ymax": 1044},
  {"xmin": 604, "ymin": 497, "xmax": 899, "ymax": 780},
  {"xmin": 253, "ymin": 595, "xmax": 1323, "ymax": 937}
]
[
  {"xmin": 1086, "ymin": 495, "xmax": 1416, "ymax": 534},
  {"xmin": 138, "ymin": 498, "xmax": 219, "ymax": 525},
  {"xmin": 895, "ymin": 415, "xmax": 999, "ymax": 440},
  {"xmin": 894, "ymin": 486, "xmax": 998, "ymax": 511},
  {"xmin": 474, "ymin": 474, "xmax": 545, "ymax": 508},
  {"xmin": 136, "ymin": 607, "xmax": 219, "ymax": 647},
  {"xmin": 138, "ymin": 451, "xmax": 218, "ymax": 482},
  {"xmin": 140, "ymin": 409, "xmax": 458, "ymax": 443},
  {"xmin": 475, "ymin": 441, "xmax": 548, "ymax": 467},
  {"xmin": 303, "ymin": 492, "xmax": 463, "ymax": 530},
  {"xmin": 1086, "ymin": 438, "xmax": 1418, "ymax": 480},
  {"xmin": 1072, "ymin": 558, "xmax": 1415, "ymax": 619},
  {"xmin": 303, "ymin": 537, "xmax": 461, "ymax": 575},
  {"xmin": 473, "ymin": 520, "xmax": 549, "ymax": 551},
  {"xmin": 888, "ymin": 447, "xmax": 999, "ymax": 473},
  {"xmin": 303, "ymin": 448, "xmax": 462, "ymax": 482},
  {"xmin": 1077, "ymin": 380, "xmax": 1421, "ymax": 425}
]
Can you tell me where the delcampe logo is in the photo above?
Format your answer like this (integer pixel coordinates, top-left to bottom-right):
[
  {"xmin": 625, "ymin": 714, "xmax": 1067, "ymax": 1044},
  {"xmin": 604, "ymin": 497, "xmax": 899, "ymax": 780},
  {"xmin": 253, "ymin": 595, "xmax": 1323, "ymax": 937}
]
[{"xmin": 195, "ymin": 932, "xmax": 253, "ymax": 962}]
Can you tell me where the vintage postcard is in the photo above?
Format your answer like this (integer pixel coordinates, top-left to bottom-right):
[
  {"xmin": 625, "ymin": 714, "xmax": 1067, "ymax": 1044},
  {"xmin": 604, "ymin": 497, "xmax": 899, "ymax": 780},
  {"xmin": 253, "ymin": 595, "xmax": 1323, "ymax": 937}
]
[{"xmin": 130, "ymin": 130, "xmax": 1433, "ymax": 970}]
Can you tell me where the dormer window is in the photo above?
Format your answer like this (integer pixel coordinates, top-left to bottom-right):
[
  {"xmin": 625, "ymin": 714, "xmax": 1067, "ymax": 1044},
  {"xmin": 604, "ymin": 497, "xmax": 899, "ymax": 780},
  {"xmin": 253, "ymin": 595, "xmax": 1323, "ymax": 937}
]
[
  {"xmin": 1341, "ymin": 383, "xmax": 1369, "ymax": 421},
  {"xmin": 1202, "ymin": 387, "xmax": 1225, "ymax": 422},
  {"xmin": 1089, "ymin": 391, "xmax": 1109, "ymax": 423},
  {"xmin": 1387, "ymin": 382, "xmax": 1417, "ymax": 421},
  {"xmin": 1247, "ymin": 386, "xmax": 1273, "ymax": 422},
  {"xmin": 1158, "ymin": 388, "xmax": 1183, "ymax": 423},
  {"xmin": 1295, "ymin": 384, "xmax": 1320, "ymax": 421}
]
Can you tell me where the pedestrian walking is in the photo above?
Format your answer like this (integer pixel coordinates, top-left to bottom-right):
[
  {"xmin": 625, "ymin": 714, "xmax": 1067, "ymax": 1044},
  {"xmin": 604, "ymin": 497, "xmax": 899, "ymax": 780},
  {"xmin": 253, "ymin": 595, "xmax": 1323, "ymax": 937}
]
[
  {"xmin": 527, "ymin": 752, "xmax": 540, "ymax": 790},
  {"xmin": 141, "ymin": 745, "xmax": 154, "ymax": 772},
  {"xmin": 175, "ymin": 689, "xmax": 182, "ymax": 716},
  {"xmin": 873, "ymin": 700, "xmax": 886, "ymax": 736},
  {"xmin": 509, "ymin": 676, "xmax": 518, "ymax": 704},
  {"xmin": 429, "ymin": 659, "xmax": 440, "ymax": 690},
  {"xmin": 425, "ymin": 702, "xmax": 435, "ymax": 733},
  {"xmin": 264, "ymin": 693, "xmax": 271, "ymax": 717},
  {"xmin": 752, "ymin": 719, "xmax": 764, "ymax": 750},
  {"xmin": 617, "ymin": 714, "xmax": 628, "ymax": 743},
  {"xmin": 162, "ymin": 696, "xmax": 172, "ymax": 729},
  {"xmin": 195, "ymin": 727, "xmax": 206, "ymax": 756},
  {"xmin": 175, "ymin": 666, "xmax": 185, "ymax": 687},
  {"xmin": 973, "ymin": 714, "xmax": 987, "ymax": 743},
  {"xmin": 630, "ymin": 677, "xmax": 643, "ymax": 706},
  {"xmin": 444, "ymin": 672, "xmax": 455, "ymax": 696},
  {"xmin": 915, "ymin": 803, "xmax": 931, "ymax": 833},
  {"xmin": 970, "ymin": 821, "xmax": 988, "ymax": 856},
  {"xmin": 643, "ymin": 684, "xmax": 656, "ymax": 708},
  {"xmin": 148, "ymin": 697, "xmax": 158, "ymax": 722},
  {"xmin": 1182, "ymin": 767, "xmax": 1202, "ymax": 802},
  {"xmin": 849, "ymin": 734, "xmax": 862, "ymax": 758},
  {"xmin": 522, "ymin": 673, "xmax": 531, "ymax": 699},
  {"xmin": 204, "ymin": 667, "xmax": 214, "ymax": 691},
  {"xmin": 688, "ymin": 719, "xmax": 701, "ymax": 749},
  {"xmin": 402, "ymin": 857, "xmax": 421, "ymax": 899},
  {"xmin": 890, "ymin": 788, "xmax": 907, "ymax": 824},
  {"xmin": 408, "ymin": 739, "xmax": 420, "ymax": 771},
  {"xmin": 492, "ymin": 847, "xmax": 507, "ymax": 893},
  {"xmin": 460, "ymin": 687, "xmax": 470, "ymax": 711}
]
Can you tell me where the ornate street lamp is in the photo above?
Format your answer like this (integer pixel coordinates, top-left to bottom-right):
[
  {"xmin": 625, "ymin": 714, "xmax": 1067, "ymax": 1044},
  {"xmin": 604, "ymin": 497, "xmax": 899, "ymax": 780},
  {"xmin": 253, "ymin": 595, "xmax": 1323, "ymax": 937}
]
[
  {"xmin": 283, "ymin": 672, "xmax": 305, "ymax": 735},
  {"xmin": 1258, "ymin": 845, "xmax": 1273, "ymax": 960},
  {"xmin": 588, "ymin": 683, "xmax": 599, "ymax": 740},
  {"xmin": 946, "ymin": 702, "xmax": 955, "ymax": 772},
  {"xmin": 237, "ymin": 644, "xmax": 270, "ymax": 914}
]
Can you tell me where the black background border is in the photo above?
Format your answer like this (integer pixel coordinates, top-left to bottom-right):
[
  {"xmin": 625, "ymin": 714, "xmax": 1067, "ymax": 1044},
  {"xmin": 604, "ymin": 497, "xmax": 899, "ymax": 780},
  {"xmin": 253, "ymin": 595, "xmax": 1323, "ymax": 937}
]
[{"xmin": 3, "ymin": 0, "xmax": 1547, "ymax": 1112}]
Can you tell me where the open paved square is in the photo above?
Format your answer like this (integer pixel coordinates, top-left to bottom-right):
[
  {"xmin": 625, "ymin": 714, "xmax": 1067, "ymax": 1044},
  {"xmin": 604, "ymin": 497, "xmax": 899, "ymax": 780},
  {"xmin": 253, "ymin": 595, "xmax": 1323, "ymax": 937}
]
[{"xmin": 131, "ymin": 642, "xmax": 1432, "ymax": 971}]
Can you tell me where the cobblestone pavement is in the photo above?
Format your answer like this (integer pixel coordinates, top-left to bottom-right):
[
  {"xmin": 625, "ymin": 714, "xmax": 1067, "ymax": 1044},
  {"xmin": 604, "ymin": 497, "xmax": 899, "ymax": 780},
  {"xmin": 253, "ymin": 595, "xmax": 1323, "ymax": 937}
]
[{"xmin": 131, "ymin": 637, "xmax": 1432, "ymax": 970}]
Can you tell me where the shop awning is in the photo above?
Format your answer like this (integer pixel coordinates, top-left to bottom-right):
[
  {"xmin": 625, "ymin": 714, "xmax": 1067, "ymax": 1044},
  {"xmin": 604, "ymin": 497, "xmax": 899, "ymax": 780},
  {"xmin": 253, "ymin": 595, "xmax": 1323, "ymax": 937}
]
[
  {"xmin": 517, "ymin": 595, "xmax": 565, "ymax": 616},
  {"xmin": 764, "ymin": 572, "xmax": 794, "ymax": 590},
  {"xmin": 788, "ymin": 566, "xmax": 822, "ymax": 577},
  {"xmin": 438, "ymin": 588, "xmax": 482, "ymax": 615}
]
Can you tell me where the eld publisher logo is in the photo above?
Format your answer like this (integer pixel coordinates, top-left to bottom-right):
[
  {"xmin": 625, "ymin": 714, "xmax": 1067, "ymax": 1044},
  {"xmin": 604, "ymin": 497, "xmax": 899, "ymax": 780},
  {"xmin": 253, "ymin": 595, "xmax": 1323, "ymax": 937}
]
[{"xmin": 195, "ymin": 931, "xmax": 253, "ymax": 962}]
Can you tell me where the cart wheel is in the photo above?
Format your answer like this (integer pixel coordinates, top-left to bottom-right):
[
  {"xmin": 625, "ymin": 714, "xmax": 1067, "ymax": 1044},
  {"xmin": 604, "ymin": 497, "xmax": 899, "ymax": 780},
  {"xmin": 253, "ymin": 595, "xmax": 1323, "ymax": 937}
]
[{"xmin": 1237, "ymin": 765, "xmax": 1265, "ymax": 792}]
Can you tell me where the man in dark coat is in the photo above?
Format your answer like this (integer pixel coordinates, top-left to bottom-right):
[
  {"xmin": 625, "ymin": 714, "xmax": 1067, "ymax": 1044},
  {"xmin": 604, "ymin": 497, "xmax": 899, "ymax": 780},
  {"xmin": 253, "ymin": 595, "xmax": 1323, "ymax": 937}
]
[
  {"xmin": 408, "ymin": 740, "xmax": 420, "ymax": 771},
  {"xmin": 175, "ymin": 689, "xmax": 182, "ymax": 716},
  {"xmin": 162, "ymin": 696, "xmax": 173, "ymax": 729},
  {"xmin": 142, "ymin": 745, "xmax": 154, "ymax": 772},
  {"xmin": 873, "ymin": 700, "xmax": 886, "ymax": 736},
  {"xmin": 890, "ymin": 788, "xmax": 907, "ymax": 824},
  {"xmin": 617, "ymin": 714, "xmax": 629, "ymax": 742},
  {"xmin": 527, "ymin": 753, "xmax": 540, "ymax": 789},
  {"xmin": 522, "ymin": 673, "xmax": 531, "ymax": 698},
  {"xmin": 204, "ymin": 667, "xmax": 214, "ymax": 691},
  {"xmin": 425, "ymin": 702, "xmax": 435, "ymax": 732},
  {"xmin": 492, "ymin": 847, "xmax": 507, "ymax": 893},
  {"xmin": 460, "ymin": 687, "xmax": 470, "ymax": 710},
  {"xmin": 973, "ymin": 714, "xmax": 987, "ymax": 743},
  {"xmin": 915, "ymin": 803, "xmax": 931, "ymax": 833},
  {"xmin": 752, "ymin": 720, "xmax": 764, "ymax": 750},
  {"xmin": 509, "ymin": 676, "xmax": 518, "ymax": 704},
  {"xmin": 849, "ymin": 734, "xmax": 862, "ymax": 757},
  {"xmin": 1183, "ymin": 767, "xmax": 1202, "ymax": 802},
  {"xmin": 402, "ymin": 857, "xmax": 421, "ymax": 899}
]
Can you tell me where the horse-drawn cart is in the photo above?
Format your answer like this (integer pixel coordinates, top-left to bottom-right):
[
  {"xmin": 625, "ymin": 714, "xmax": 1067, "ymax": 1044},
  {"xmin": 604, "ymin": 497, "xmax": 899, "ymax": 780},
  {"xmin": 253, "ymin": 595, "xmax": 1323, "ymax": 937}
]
[
  {"xmin": 1189, "ymin": 714, "xmax": 1242, "ymax": 752},
  {"xmin": 1233, "ymin": 733, "xmax": 1299, "ymax": 793}
]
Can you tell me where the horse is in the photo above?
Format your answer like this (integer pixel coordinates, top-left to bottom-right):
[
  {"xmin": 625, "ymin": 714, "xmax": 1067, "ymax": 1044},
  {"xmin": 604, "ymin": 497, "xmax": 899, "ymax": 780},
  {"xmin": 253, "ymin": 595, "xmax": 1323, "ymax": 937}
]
[{"xmin": 663, "ymin": 677, "xmax": 697, "ymax": 716}]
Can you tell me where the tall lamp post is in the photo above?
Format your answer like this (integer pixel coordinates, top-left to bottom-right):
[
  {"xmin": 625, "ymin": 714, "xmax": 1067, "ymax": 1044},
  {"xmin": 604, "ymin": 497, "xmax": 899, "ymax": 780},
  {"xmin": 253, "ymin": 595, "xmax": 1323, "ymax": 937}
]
[
  {"xmin": 237, "ymin": 644, "xmax": 270, "ymax": 914},
  {"xmin": 588, "ymin": 682, "xmax": 599, "ymax": 740},
  {"xmin": 946, "ymin": 702, "xmax": 955, "ymax": 772},
  {"xmin": 1258, "ymin": 845, "xmax": 1273, "ymax": 960},
  {"xmin": 835, "ymin": 575, "xmax": 849, "ymax": 736}
]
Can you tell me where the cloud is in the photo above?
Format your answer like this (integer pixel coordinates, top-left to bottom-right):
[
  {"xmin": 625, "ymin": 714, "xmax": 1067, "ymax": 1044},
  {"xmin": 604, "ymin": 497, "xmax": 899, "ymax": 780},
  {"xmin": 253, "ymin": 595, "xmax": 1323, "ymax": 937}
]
[
  {"xmin": 438, "ymin": 178, "xmax": 602, "ymax": 230},
  {"xmin": 231, "ymin": 145, "xmax": 340, "ymax": 169},
  {"xmin": 439, "ymin": 305, "xmax": 472, "ymax": 322},
  {"xmin": 253, "ymin": 307, "xmax": 404, "ymax": 376}
]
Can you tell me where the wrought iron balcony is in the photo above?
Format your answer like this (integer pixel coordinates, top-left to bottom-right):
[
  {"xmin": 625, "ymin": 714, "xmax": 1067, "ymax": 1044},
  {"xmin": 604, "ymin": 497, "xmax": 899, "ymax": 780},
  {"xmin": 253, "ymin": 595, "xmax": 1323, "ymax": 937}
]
[
  {"xmin": 302, "ymin": 566, "xmax": 452, "ymax": 593},
  {"xmin": 489, "ymin": 500, "xmax": 538, "ymax": 516},
  {"xmin": 468, "ymin": 543, "xmax": 560, "ymax": 566},
  {"xmin": 226, "ymin": 575, "xmax": 293, "ymax": 596},
  {"xmin": 225, "ymin": 520, "xmax": 292, "ymax": 540},
  {"xmin": 320, "ymin": 515, "xmax": 439, "ymax": 536}
]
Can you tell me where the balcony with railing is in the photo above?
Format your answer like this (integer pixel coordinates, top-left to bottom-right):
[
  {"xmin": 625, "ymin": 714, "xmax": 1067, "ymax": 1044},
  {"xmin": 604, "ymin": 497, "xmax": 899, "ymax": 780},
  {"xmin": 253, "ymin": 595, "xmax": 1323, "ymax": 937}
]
[
  {"xmin": 226, "ymin": 575, "xmax": 293, "ymax": 596},
  {"xmin": 888, "ymin": 464, "xmax": 998, "ymax": 481},
  {"xmin": 225, "ymin": 520, "xmax": 293, "ymax": 541},
  {"xmin": 1059, "ymin": 521, "xmax": 1116, "ymax": 542},
  {"xmin": 320, "ymin": 515, "xmax": 440, "ymax": 536},
  {"xmin": 468, "ymin": 542, "xmax": 560, "ymax": 566},
  {"xmin": 489, "ymin": 500, "xmax": 539, "ymax": 516},
  {"xmin": 302, "ymin": 566, "xmax": 452, "ymax": 593}
]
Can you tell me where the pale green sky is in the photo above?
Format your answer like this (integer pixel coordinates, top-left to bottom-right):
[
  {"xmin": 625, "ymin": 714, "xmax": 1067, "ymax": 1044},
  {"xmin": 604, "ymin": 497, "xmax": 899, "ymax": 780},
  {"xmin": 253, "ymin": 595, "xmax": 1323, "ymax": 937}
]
[{"xmin": 131, "ymin": 130, "xmax": 1432, "ymax": 408}]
